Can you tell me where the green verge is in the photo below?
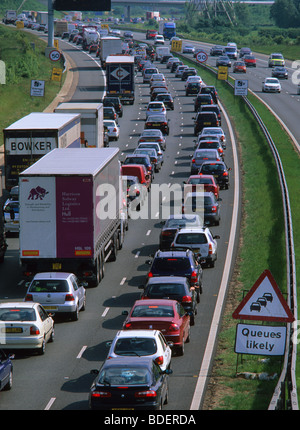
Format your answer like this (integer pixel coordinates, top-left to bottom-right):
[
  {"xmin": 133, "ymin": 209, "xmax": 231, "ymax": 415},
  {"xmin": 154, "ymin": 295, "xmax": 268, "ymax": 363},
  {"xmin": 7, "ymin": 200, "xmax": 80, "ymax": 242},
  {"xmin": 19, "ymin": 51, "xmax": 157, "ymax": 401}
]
[
  {"xmin": 181, "ymin": 57, "xmax": 300, "ymax": 409},
  {"xmin": 0, "ymin": 25, "xmax": 66, "ymax": 148}
]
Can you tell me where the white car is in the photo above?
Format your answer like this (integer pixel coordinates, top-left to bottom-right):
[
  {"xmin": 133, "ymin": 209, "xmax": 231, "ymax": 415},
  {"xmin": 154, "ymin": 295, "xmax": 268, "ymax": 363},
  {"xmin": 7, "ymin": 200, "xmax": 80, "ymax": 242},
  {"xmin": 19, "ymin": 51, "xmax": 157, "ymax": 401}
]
[
  {"xmin": 3, "ymin": 199, "xmax": 19, "ymax": 235},
  {"xmin": 183, "ymin": 45, "xmax": 195, "ymax": 54},
  {"xmin": 24, "ymin": 272, "xmax": 86, "ymax": 321},
  {"xmin": 103, "ymin": 119, "xmax": 120, "ymax": 141},
  {"xmin": 154, "ymin": 35, "xmax": 165, "ymax": 45},
  {"xmin": 262, "ymin": 77, "xmax": 281, "ymax": 93},
  {"xmin": 146, "ymin": 101, "xmax": 166, "ymax": 118},
  {"xmin": 106, "ymin": 330, "xmax": 172, "ymax": 371},
  {"xmin": 171, "ymin": 227, "xmax": 220, "ymax": 267},
  {"xmin": 0, "ymin": 302, "xmax": 54, "ymax": 355},
  {"xmin": 175, "ymin": 65, "xmax": 188, "ymax": 78},
  {"xmin": 199, "ymin": 127, "xmax": 227, "ymax": 149},
  {"xmin": 184, "ymin": 75, "xmax": 203, "ymax": 89},
  {"xmin": 149, "ymin": 73, "xmax": 165, "ymax": 85}
]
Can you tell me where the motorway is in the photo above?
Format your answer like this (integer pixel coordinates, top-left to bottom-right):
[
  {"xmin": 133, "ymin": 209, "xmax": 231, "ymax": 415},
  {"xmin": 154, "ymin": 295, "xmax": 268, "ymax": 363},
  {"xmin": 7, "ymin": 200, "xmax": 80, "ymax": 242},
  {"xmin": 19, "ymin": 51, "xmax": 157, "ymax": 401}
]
[{"xmin": 0, "ymin": 27, "xmax": 298, "ymax": 411}]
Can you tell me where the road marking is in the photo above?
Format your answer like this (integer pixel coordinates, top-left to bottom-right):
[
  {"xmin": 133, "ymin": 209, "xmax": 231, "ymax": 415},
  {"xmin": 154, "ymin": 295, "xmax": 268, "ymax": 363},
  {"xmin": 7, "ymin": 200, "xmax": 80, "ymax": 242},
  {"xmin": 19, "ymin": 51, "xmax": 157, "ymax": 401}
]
[
  {"xmin": 44, "ymin": 397, "xmax": 56, "ymax": 410},
  {"xmin": 120, "ymin": 277, "xmax": 126, "ymax": 285},
  {"xmin": 77, "ymin": 345, "xmax": 87, "ymax": 359},
  {"xmin": 146, "ymin": 230, "xmax": 151, "ymax": 236},
  {"xmin": 135, "ymin": 251, "xmax": 140, "ymax": 258},
  {"xmin": 101, "ymin": 307, "xmax": 110, "ymax": 317}
]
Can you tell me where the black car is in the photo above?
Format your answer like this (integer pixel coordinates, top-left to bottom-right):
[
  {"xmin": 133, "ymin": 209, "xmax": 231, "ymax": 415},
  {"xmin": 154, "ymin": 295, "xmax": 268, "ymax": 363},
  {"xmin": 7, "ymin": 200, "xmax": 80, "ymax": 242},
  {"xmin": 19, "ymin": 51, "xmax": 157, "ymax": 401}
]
[
  {"xmin": 140, "ymin": 276, "xmax": 198, "ymax": 325},
  {"xmin": 181, "ymin": 68, "xmax": 197, "ymax": 81},
  {"xmin": 171, "ymin": 60, "xmax": 183, "ymax": 72},
  {"xmin": 193, "ymin": 112, "xmax": 220, "ymax": 136},
  {"xmin": 145, "ymin": 114, "xmax": 169, "ymax": 135},
  {"xmin": 199, "ymin": 85, "xmax": 218, "ymax": 104},
  {"xmin": 199, "ymin": 161, "xmax": 231, "ymax": 190},
  {"xmin": 160, "ymin": 54, "xmax": 173, "ymax": 64},
  {"xmin": 216, "ymin": 55, "xmax": 231, "ymax": 67},
  {"xmin": 155, "ymin": 93, "xmax": 174, "ymax": 110},
  {"xmin": 198, "ymin": 104, "xmax": 222, "ymax": 125},
  {"xmin": 194, "ymin": 94, "xmax": 214, "ymax": 112},
  {"xmin": 272, "ymin": 66, "xmax": 288, "ymax": 79},
  {"xmin": 124, "ymin": 31, "xmax": 133, "ymax": 39},
  {"xmin": 159, "ymin": 214, "xmax": 203, "ymax": 250},
  {"xmin": 103, "ymin": 96, "xmax": 123, "ymax": 117},
  {"xmin": 146, "ymin": 249, "xmax": 203, "ymax": 298},
  {"xmin": 89, "ymin": 356, "xmax": 171, "ymax": 410},
  {"xmin": 103, "ymin": 106, "xmax": 118, "ymax": 123},
  {"xmin": 209, "ymin": 45, "xmax": 224, "ymax": 56},
  {"xmin": 151, "ymin": 87, "xmax": 169, "ymax": 101},
  {"xmin": 123, "ymin": 154, "xmax": 154, "ymax": 180},
  {"xmin": 186, "ymin": 82, "xmax": 201, "ymax": 96}
]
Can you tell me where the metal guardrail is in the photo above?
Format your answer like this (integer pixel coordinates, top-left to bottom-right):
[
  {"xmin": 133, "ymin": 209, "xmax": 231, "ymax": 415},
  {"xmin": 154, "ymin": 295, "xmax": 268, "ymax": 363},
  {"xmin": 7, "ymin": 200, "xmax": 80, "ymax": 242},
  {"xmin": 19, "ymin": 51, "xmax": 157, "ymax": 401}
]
[{"xmin": 190, "ymin": 56, "xmax": 298, "ymax": 410}]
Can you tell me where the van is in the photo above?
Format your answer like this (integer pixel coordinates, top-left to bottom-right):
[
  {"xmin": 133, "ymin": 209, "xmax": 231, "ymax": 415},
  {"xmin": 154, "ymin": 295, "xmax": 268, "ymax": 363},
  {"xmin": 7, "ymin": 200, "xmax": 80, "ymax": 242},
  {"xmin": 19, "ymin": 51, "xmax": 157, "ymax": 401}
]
[{"xmin": 121, "ymin": 164, "xmax": 151, "ymax": 192}]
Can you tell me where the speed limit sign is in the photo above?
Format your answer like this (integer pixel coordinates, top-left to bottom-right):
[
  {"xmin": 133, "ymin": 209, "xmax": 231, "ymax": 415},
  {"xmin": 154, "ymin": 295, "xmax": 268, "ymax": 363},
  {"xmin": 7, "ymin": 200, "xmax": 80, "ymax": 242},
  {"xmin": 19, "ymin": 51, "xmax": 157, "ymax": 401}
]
[
  {"xmin": 196, "ymin": 51, "xmax": 208, "ymax": 63},
  {"xmin": 49, "ymin": 50, "xmax": 61, "ymax": 62}
]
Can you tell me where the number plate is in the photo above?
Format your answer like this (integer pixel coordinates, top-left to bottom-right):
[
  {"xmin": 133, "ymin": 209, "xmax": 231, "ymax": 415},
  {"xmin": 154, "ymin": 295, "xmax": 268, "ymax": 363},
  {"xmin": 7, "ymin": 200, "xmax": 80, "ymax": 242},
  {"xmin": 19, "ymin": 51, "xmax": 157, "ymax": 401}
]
[
  {"xmin": 52, "ymin": 263, "xmax": 62, "ymax": 270},
  {"xmin": 43, "ymin": 306, "xmax": 57, "ymax": 310},
  {"xmin": 2, "ymin": 327, "xmax": 23, "ymax": 333}
]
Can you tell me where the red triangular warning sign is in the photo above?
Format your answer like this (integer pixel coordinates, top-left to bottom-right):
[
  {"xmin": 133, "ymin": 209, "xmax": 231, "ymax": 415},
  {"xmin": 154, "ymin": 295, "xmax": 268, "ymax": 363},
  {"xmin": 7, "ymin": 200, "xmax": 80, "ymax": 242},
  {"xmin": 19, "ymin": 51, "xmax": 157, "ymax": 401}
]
[{"xmin": 232, "ymin": 270, "xmax": 294, "ymax": 322}]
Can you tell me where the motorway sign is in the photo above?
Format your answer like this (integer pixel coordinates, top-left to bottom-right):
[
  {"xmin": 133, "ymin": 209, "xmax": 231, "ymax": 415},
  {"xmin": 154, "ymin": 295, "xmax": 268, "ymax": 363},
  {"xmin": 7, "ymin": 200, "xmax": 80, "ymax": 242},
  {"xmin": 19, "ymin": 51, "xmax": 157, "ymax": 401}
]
[
  {"xmin": 49, "ymin": 49, "xmax": 61, "ymax": 62},
  {"xmin": 30, "ymin": 80, "xmax": 45, "ymax": 97},
  {"xmin": 171, "ymin": 39, "xmax": 182, "ymax": 52},
  {"xmin": 232, "ymin": 270, "xmax": 294, "ymax": 322},
  {"xmin": 196, "ymin": 51, "xmax": 208, "ymax": 63},
  {"xmin": 235, "ymin": 323, "xmax": 286, "ymax": 356},
  {"xmin": 234, "ymin": 79, "xmax": 248, "ymax": 96}
]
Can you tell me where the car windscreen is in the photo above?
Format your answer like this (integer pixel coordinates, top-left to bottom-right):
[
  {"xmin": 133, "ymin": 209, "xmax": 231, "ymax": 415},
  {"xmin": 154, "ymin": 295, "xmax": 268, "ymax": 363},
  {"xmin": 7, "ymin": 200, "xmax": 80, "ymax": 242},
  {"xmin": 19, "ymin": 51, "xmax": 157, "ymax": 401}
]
[{"xmin": 29, "ymin": 280, "xmax": 69, "ymax": 293}]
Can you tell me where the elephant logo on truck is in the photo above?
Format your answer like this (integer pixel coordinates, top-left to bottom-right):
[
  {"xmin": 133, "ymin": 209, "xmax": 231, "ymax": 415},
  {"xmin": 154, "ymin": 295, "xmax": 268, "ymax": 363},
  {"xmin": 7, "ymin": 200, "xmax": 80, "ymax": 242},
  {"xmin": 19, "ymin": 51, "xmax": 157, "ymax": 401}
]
[{"xmin": 28, "ymin": 186, "xmax": 49, "ymax": 200}]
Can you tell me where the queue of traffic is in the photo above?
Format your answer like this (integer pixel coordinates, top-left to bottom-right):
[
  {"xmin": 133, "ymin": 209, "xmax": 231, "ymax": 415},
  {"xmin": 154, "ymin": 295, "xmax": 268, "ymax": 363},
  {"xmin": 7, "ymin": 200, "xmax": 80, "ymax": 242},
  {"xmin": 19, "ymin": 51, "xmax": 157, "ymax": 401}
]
[{"xmin": 0, "ymin": 28, "xmax": 231, "ymax": 410}]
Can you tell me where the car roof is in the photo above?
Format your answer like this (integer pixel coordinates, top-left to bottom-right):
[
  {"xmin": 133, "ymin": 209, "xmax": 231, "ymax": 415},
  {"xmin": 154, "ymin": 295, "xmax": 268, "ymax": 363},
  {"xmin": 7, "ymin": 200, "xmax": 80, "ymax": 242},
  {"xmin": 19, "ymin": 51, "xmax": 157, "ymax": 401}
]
[
  {"xmin": 0, "ymin": 302, "xmax": 36, "ymax": 309},
  {"xmin": 101, "ymin": 356, "xmax": 155, "ymax": 369},
  {"xmin": 115, "ymin": 329, "xmax": 159, "ymax": 338},
  {"xmin": 146, "ymin": 276, "xmax": 189, "ymax": 285},
  {"xmin": 32, "ymin": 272, "xmax": 73, "ymax": 280}
]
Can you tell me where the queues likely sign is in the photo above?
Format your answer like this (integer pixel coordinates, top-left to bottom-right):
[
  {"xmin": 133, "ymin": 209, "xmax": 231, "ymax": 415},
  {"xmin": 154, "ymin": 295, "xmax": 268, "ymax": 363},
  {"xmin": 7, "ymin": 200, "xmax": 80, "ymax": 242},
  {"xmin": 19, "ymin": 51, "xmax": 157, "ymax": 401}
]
[
  {"xmin": 232, "ymin": 270, "xmax": 294, "ymax": 322},
  {"xmin": 235, "ymin": 323, "xmax": 286, "ymax": 356}
]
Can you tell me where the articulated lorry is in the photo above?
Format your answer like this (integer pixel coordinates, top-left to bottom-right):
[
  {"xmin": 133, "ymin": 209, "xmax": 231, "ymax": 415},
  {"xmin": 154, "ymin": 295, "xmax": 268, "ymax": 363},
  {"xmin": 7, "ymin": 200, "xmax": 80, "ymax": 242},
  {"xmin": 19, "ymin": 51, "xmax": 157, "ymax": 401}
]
[
  {"xmin": 99, "ymin": 37, "xmax": 123, "ymax": 69},
  {"xmin": 159, "ymin": 21, "xmax": 176, "ymax": 40},
  {"xmin": 3, "ymin": 10, "xmax": 17, "ymax": 24},
  {"xmin": 19, "ymin": 148, "xmax": 127, "ymax": 286},
  {"xmin": 55, "ymin": 102, "xmax": 104, "ymax": 148},
  {"xmin": 4, "ymin": 112, "xmax": 81, "ymax": 189},
  {"xmin": 106, "ymin": 55, "xmax": 135, "ymax": 105}
]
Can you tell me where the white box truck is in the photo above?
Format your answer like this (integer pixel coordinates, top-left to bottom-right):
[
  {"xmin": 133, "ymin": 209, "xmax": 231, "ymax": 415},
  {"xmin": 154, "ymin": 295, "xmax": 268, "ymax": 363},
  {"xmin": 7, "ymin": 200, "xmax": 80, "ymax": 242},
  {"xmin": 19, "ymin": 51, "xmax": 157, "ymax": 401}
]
[
  {"xmin": 155, "ymin": 46, "xmax": 170, "ymax": 61},
  {"xmin": 99, "ymin": 37, "xmax": 123, "ymax": 69},
  {"xmin": 4, "ymin": 112, "xmax": 81, "ymax": 189},
  {"xmin": 55, "ymin": 103, "xmax": 104, "ymax": 148},
  {"xmin": 19, "ymin": 148, "xmax": 127, "ymax": 286}
]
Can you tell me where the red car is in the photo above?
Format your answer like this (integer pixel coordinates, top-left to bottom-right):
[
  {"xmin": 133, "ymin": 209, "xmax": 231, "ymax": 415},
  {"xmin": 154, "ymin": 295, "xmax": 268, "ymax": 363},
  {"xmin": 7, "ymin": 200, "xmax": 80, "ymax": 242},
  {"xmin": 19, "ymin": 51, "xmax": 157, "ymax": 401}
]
[
  {"xmin": 184, "ymin": 174, "xmax": 220, "ymax": 199},
  {"xmin": 122, "ymin": 299, "xmax": 191, "ymax": 355},
  {"xmin": 233, "ymin": 61, "xmax": 246, "ymax": 73},
  {"xmin": 243, "ymin": 55, "xmax": 256, "ymax": 67}
]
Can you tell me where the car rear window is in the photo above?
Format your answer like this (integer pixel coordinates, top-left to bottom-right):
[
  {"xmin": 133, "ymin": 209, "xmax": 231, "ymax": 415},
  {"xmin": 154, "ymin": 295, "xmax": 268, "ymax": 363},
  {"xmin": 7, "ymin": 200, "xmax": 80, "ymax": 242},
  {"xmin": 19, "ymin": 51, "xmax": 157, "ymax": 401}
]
[
  {"xmin": 132, "ymin": 305, "xmax": 174, "ymax": 317},
  {"xmin": 0, "ymin": 308, "xmax": 36, "ymax": 321},
  {"xmin": 147, "ymin": 283, "xmax": 185, "ymax": 297},
  {"xmin": 152, "ymin": 257, "xmax": 191, "ymax": 272},
  {"xmin": 201, "ymin": 164, "xmax": 224, "ymax": 173},
  {"xmin": 29, "ymin": 280, "xmax": 69, "ymax": 293},
  {"xmin": 176, "ymin": 233, "xmax": 207, "ymax": 244},
  {"xmin": 114, "ymin": 338, "xmax": 157, "ymax": 355},
  {"xmin": 99, "ymin": 367, "xmax": 150, "ymax": 386}
]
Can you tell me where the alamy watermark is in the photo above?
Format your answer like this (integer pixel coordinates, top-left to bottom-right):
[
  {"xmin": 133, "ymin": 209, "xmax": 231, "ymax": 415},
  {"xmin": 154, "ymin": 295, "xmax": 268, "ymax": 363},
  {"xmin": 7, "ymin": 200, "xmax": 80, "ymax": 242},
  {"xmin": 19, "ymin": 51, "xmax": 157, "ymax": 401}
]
[
  {"xmin": 291, "ymin": 60, "xmax": 300, "ymax": 86},
  {"xmin": 0, "ymin": 60, "xmax": 5, "ymax": 84}
]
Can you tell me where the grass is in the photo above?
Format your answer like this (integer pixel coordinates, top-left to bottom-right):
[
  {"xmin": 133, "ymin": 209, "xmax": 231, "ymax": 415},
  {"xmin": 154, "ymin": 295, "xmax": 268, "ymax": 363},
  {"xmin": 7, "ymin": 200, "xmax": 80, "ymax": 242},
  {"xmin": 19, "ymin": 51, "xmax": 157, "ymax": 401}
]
[
  {"xmin": 179, "ymin": 56, "xmax": 300, "ymax": 409},
  {"xmin": 0, "ymin": 25, "xmax": 66, "ymax": 147}
]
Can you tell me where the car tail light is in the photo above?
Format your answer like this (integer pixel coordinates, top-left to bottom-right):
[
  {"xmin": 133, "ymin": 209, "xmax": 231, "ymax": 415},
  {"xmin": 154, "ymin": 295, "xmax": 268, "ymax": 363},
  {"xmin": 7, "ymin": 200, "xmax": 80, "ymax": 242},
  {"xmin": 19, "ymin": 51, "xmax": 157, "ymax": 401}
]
[
  {"xmin": 192, "ymin": 159, "xmax": 195, "ymax": 164},
  {"xmin": 153, "ymin": 158, "xmax": 157, "ymax": 163},
  {"xmin": 190, "ymin": 271, "xmax": 198, "ymax": 284},
  {"xmin": 141, "ymin": 295, "xmax": 149, "ymax": 300},
  {"xmin": 182, "ymin": 295, "xmax": 192, "ymax": 303},
  {"xmin": 65, "ymin": 294, "xmax": 75, "ymax": 301},
  {"xmin": 30, "ymin": 325, "xmax": 40, "ymax": 335},
  {"xmin": 158, "ymin": 138, "xmax": 163, "ymax": 143},
  {"xmin": 148, "ymin": 272, "xmax": 153, "ymax": 278},
  {"xmin": 162, "ymin": 231, "xmax": 173, "ymax": 236},
  {"xmin": 211, "ymin": 205, "xmax": 217, "ymax": 213},
  {"xmin": 113, "ymin": 127, "xmax": 118, "ymax": 132},
  {"xmin": 155, "ymin": 356, "xmax": 164, "ymax": 365},
  {"xmin": 25, "ymin": 294, "xmax": 33, "ymax": 301},
  {"xmin": 169, "ymin": 323, "xmax": 180, "ymax": 331},
  {"xmin": 124, "ymin": 322, "xmax": 132, "ymax": 329},
  {"xmin": 135, "ymin": 390, "xmax": 157, "ymax": 398},
  {"xmin": 209, "ymin": 244, "xmax": 213, "ymax": 255},
  {"xmin": 139, "ymin": 138, "xmax": 145, "ymax": 142},
  {"xmin": 91, "ymin": 391, "xmax": 111, "ymax": 398},
  {"xmin": 223, "ymin": 171, "xmax": 228, "ymax": 176}
]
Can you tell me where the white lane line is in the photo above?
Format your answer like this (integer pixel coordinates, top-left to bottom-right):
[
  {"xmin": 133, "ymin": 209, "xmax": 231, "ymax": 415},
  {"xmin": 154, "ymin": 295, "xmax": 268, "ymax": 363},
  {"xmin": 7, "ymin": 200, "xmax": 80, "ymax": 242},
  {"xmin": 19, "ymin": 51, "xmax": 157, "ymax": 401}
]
[
  {"xmin": 190, "ymin": 100, "xmax": 240, "ymax": 410},
  {"xmin": 135, "ymin": 251, "xmax": 140, "ymax": 258},
  {"xmin": 44, "ymin": 397, "xmax": 56, "ymax": 410},
  {"xmin": 146, "ymin": 230, "xmax": 151, "ymax": 236},
  {"xmin": 120, "ymin": 277, "xmax": 126, "ymax": 285},
  {"xmin": 77, "ymin": 345, "xmax": 87, "ymax": 359},
  {"xmin": 101, "ymin": 307, "xmax": 110, "ymax": 317}
]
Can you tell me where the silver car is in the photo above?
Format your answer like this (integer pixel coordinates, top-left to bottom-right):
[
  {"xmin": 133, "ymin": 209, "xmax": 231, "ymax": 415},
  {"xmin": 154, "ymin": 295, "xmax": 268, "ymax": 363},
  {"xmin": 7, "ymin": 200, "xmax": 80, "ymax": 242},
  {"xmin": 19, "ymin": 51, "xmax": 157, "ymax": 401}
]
[
  {"xmin": 171, "ymin": 227, "xmax": 220, "ymax": 267},
  {"xmin": 25, "ymin": 272, "xmax": 86, "ymax": 321}
]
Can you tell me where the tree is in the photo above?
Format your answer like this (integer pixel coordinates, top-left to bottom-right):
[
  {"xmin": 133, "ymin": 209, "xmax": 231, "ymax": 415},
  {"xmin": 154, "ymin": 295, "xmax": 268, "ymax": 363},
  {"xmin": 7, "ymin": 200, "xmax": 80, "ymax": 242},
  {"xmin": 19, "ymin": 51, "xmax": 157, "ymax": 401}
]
[{"xmin": 270, "ymin": 0, "xmax": 300, "ymax": 28}]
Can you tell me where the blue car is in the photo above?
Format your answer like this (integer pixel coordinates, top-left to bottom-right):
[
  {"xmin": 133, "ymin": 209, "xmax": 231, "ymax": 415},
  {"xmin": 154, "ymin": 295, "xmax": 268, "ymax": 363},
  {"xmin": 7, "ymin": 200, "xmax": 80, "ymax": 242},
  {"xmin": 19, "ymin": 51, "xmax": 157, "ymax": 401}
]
[{"xmin": 0, "ymin": 349, "xmax": 14, "ymax": 391}]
